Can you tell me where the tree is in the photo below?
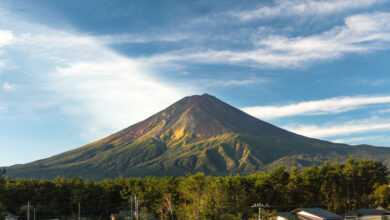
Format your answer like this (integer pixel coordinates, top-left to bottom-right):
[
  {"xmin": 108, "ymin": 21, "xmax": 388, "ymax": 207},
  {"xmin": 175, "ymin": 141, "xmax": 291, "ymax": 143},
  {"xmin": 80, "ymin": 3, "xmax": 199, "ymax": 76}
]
[
  {"xmin": 250, "ymin": 209, "xmax": 277, "ymax": 220},
  {"xmin": 369, "ymin": 183, "xmax": 390, "ymax": 208},
  {"xmin": 0, "ymin": 201, "xmax": 5, "ymax": 220},
  {"xmin": 0, "ymin": 170, "xmax": 7, "ymax": 220},
  {"xmin": 0, "ymin": 159, "xmax": 388, "ymax": 219}
]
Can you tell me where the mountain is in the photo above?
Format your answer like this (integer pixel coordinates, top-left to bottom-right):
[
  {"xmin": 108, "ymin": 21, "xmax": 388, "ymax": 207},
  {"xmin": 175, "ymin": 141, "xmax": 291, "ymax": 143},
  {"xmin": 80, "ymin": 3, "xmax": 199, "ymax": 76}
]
[{"xmin": 6, "ymin": 94, "xmax": 390, "ymax": 179}]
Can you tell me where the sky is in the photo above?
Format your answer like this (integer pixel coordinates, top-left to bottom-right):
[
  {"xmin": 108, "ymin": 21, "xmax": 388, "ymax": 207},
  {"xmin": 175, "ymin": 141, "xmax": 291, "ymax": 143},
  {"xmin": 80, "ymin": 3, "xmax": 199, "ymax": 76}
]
[{"xmin": 1, "ymin": 0, "xmax": 390, "ymax": 166}]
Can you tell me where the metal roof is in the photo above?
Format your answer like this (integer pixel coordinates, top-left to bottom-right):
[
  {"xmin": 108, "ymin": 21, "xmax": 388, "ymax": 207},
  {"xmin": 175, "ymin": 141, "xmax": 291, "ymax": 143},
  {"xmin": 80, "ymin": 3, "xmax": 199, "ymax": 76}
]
[
  {"xmin": 293, "ymin": 208, "xmax": 342, "ymax": 219},
  {"xmin": 345, "ymin": 208, "xmax": 390, "ymax": 217},
  {"xmin": 278, "ymin": 212, "xmax": 295, "ymax": 218}
]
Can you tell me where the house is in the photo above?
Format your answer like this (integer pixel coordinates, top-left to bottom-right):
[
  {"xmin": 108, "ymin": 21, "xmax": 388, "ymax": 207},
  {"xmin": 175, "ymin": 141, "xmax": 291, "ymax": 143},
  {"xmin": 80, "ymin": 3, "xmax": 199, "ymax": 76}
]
[
  {"xmin": 292, "ymin": 208, "xmax": 343, "ymax": 220},
  {"xmin": 110, "ymin": 210, "xmax": 132, "ymax": 220},
  {"xmin": 344, "ymin": 208, "xmax": 390, "ymax": 220},
  {"xmin": 277, "ymin": 212, "xmax": 297, "ymax": 220},
  {"xmin": 4, "ymin": 211, "xmax": 18, "ymax": 220}
]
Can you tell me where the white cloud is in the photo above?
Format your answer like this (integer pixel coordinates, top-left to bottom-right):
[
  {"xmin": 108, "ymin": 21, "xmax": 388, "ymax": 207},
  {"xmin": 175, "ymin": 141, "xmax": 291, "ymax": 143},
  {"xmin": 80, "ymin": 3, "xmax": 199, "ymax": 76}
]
[
  {"xmin": 194, "ymin": 77, "xmax": 269, "ymax": 87},
  {"xmin": 98, "ymin": 33, "xmax": 190, "ymax": 45},
  {"xmin": 230, "ymin": 0, "xmax": 386, "ymax": 21},
  {"xmin": 47, "ymin": 44, "xmax": 192, "ymax": 139},
  {"xmin": 1, "ymin": 3, "xmax": 390, "ymax": 71},
  {"xmin": 284, "ymin": 117, "xmax": 390, "ymax": 139},
  {"xmin": 140, "ymin": 12, "xmax": 390, "ymax": 68},
  {"xmin": 331, "ymin": 135, "xmax": 389, "ymax": 145},
  {"xmin": 0, "ymin": 30, "xmax": 13, "ymax": 47},
  {"xmin": 0, "ymin": 7, "xmax": 193, "ymax": 140},
  {"xmin": 0, "ymin": 30, "xmax": 13, "ymax": 69},
  {"xmin": 53, "ymin": 57, "xmax": 189, "ymax": 139},
  {"xmin": 2, "ymin": 82, "xmax": 15, "ymax": 91},
  {"xmin": 242, "ymin": 95, "xmax": 390, "ymax": 119},
  {"xmin": 350, "ymin": 78, "xmax": 390, "ymax": 86},
  {"xmin": 245, "ymin": 12, "xmax": 390, "ymax": 66},
  {"xmin": 376, "ymin": 108, "xmax": 390, "ymax": 114}
]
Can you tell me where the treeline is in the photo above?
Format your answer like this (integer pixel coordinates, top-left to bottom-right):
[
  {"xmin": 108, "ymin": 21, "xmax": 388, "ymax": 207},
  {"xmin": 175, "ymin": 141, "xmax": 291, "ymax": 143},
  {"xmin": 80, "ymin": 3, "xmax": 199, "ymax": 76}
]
[{"xmin": 1, "ymin": 158, "xmax": 390, "ymax": 220}]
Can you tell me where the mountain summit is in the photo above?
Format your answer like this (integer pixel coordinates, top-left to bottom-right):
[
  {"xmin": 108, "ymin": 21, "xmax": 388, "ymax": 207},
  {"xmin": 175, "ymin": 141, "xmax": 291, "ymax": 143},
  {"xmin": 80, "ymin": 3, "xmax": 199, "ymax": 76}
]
[
  {"xmin": 109, "ymin": 94, "xmax": 293, "ymax": 144},
  {"xmin": 7, "ymin": 94, "xmax": 390, "ymax": 179}
]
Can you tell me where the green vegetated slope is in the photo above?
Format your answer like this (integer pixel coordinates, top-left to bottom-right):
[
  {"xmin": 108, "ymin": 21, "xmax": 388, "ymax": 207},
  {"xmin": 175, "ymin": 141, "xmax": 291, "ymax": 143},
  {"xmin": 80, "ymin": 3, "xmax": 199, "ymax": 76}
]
[{"xmin": 7, "ymin": 94, "xmax": 390, "ymax": 179}]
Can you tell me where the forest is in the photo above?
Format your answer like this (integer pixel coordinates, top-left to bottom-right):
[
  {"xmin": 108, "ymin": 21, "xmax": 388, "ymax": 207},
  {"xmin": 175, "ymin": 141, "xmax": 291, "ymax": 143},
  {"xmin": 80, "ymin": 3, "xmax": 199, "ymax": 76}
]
[{"xmin": 1, "ymin": 158, "xmax": 390, "ymax": 220}]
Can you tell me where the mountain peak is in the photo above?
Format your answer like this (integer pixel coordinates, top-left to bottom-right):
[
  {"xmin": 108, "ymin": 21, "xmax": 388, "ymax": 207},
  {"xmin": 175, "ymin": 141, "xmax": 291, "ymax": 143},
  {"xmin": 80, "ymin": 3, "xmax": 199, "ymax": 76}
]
[
  {"xmin": 177, "ymin": 93, "xmax": 217, "ymax": 104},
  {"xmin": 7, "ymin": 94, "xmax": 390, "ymax": 179},
  {"xmin": 199, "ymin": 93, "xmax": 215, "ymax": 98},
  {"xmin": 110, "ymin": 93, "xmax": 292, "ymax": 144},
  {"xmin": 192, "ymin": 93, "xmax": 212, "ymax": 97}
]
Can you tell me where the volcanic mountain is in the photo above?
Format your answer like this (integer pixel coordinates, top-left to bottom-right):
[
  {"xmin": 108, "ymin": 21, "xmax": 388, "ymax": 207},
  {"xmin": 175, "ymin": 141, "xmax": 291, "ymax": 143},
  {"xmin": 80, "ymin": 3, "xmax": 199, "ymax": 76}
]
[{"xmin": 7, "ymin": 94, "xmax": 390, "ymax": 179}]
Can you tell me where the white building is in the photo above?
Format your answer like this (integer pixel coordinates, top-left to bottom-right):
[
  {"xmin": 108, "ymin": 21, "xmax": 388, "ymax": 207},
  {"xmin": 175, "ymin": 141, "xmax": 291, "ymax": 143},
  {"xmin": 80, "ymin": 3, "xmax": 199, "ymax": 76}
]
[{"xmin": 5, "ymin": 211, "xmax": 18, "ymax": 220}]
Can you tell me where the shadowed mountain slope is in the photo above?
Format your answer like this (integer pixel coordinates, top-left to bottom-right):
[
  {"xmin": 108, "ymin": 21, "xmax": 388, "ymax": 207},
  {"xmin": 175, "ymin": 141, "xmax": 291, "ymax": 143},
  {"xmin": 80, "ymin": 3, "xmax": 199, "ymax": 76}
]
[{"xmin": 7, "ymin": 94, "xmax": 390, "ymax": 179}]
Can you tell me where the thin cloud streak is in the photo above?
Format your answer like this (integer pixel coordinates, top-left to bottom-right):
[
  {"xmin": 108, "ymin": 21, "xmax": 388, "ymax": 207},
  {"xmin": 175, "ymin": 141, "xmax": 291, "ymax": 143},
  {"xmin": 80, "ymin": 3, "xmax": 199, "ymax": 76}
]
[
  {"xmin": 194, "ymin": 77, "xmax": 270, "ymax": 88},
  {"xmin": 242, "ymin": 95, "xmax": 390, "ymax": 119},
  {"xmin": 98, "ymin": 33, "xmax": 190, "ymax": 45},
  {"xmin": 331, "ymin": 135, "xmax": 389, "ymax": 145},
  {"xmin": 230, "ymin": 0, "xmax": 386, "ymax": 21},
  {"xmin": 284, "ymin": 118, "xmax": 390, "ymax": 138},
  {"xmin": 376, "ymin": 108, "xmax": 390, "ymax": 114},
  {"xmin": 139, "ymin": 12, "xmax": 390, "ymax": 68}
]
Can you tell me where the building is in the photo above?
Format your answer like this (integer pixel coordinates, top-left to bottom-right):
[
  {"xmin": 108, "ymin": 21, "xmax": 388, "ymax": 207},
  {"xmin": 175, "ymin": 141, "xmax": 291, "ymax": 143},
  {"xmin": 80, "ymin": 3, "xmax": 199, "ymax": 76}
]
[
  {"xmin": 110, "ymin": 210, "xmax": 131, "ymax": 220},
  {"xmin": 277, "ymin": 212, "xmax": 297, "ymax": 220},
  {"xmin": 292, "ymin": 208, "xmax": 343, "ymax": 220},
  {"xmin": 5, "ymin": 211, "xmax": 18, "ymax": 220},
  {"xmin": 344, "ymin": 208, "xmax": 390, "ymax": 220}
]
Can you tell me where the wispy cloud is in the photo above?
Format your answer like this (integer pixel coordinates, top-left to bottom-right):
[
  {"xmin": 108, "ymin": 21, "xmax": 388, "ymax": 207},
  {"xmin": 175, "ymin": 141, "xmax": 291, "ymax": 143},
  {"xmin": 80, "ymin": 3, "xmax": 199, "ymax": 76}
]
[
  {"xmin": 230, "ymin": 0, "xmax": 386, "ymax": 21},
  {"xmin": 0, "ymin": 29, "xmax": 13, "ymax": 69},
  {"xmin": 242, "ymin": 95, "xmax": 390, "ymax": 119},
  {"xmin": 284, "ymin": 117, "xmax": 390, "ymax": 139},
  {"xmin": 349, "ymin": 78, "xmax": 390, "ymax": 86},
  {"xmin": 141, "ymin": 12, "xmax": 390, "ymax": 68},
  {"xmin": 0, "ymin": 7, "xmax": 193, "ymax": 140},
  {"xmin": 192, "ymin": 0, "xmax": 385, "ymax": 27},
  {"xmin": 53, "ymin": 57, "xmax": 190, "ymax": 139},
  {"xmin": 0, "ymin": 101, "xmax": 5, "ymax": 111},
  {"xmin": 376, "ymin": 108, "xmax": 390, "ymax": 114},
  {"xmin": 98, "ymin": 33, "xmax": 190, "ymax": 45},
  {"xmin": 194, "ymin": 77, "xmax": 269, "ymax": 88},
  {"xmin": 1, "ymin": 1, "xmax": 390, "ymax": 144},
  {"xmin": 331, "ymin": 135, "xmax": 390, "ymax": 145},
  {"xmin": 2, "ymin": 82, "xmax": 15, "ymax": 91}
]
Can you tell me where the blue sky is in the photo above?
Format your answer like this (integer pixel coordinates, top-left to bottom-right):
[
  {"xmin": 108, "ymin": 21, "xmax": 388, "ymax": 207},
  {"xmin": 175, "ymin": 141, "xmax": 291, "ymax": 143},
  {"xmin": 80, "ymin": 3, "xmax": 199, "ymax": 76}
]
[{"xmin": 1, "ymin": 0, "xmax": 390, "ymax": 166}]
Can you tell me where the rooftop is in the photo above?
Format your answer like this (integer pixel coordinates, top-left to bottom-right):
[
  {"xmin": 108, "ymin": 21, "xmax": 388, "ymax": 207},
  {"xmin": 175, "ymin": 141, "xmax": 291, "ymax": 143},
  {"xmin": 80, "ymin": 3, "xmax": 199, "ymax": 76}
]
[
  {"xmin": 345, "ymin": 208, "xmax": 390, "ymax": 217},
  {"xmin": 278, "ymin": 212, "xmax": 296, "ymax": 219},
  {"xmin": 293, "ymin": 208, "xmax": 342, "ymax": 219}
]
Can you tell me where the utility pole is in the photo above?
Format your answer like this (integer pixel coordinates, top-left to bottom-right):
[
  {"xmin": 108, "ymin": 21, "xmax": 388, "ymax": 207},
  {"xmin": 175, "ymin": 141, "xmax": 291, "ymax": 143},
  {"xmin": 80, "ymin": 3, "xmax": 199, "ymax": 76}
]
[
  {"xmin": 33, "ymin": 208, "xmax": 36, "ymax": 220},
  {"xmin": 130, "ymin": 196, "xmax": 133, "ymax": 219},
  {"xmin": 165, "ymin": 196, "xmax": 173, "ymax": 220},
  {"xmin": 135, "ymin": 195, "xmax": 139, "ymax": 220},
  {"xmin": 251, "ymin": 203, "xmax": 269, "ymax": 220},
  {"xmin": 27, "ymin": 201, "xmax": 30, "ymax": 220},
  {"xmin": 78, "ymin": 201, "xmax": 81, "ymax": 220}
]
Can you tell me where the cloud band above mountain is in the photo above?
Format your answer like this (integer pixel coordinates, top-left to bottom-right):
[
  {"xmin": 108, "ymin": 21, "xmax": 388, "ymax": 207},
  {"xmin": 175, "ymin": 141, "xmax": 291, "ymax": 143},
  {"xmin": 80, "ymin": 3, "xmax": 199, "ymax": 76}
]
[{"xmin": 242, "ymin": 95, "xmax": 390, "ymax": 119}]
